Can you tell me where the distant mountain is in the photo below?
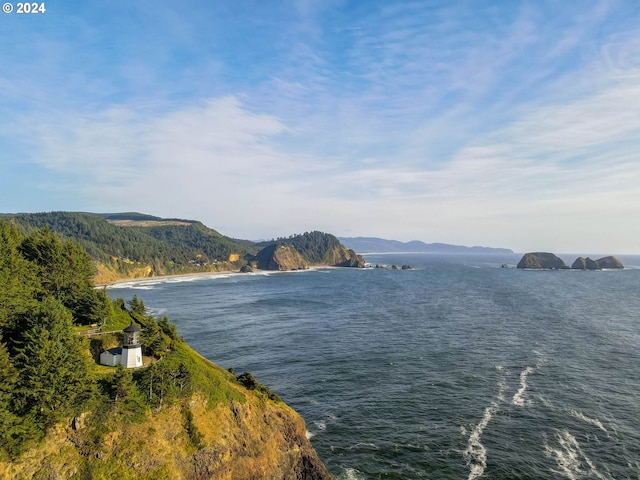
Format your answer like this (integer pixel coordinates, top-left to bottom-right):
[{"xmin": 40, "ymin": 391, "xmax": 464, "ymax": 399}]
[{"xmin": 338, "ymin": 237, "xmax": 513, "ymax": 254}]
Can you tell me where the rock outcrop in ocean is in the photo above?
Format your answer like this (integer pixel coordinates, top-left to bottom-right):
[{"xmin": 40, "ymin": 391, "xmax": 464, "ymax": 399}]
[
  {"xmin": 255, "ymin": 232, "xmax": 365, "ymax": 271},
  {"xmin": 518, "ymin": 253, "xmax": 624, "ymax": 270},
  {"xmin": 517, "ymin": 252, "xmax": 568, "ymax": 269},
  {"xmin": 572, "ymin": 256, "xmax": 624, "ymax": 269}
]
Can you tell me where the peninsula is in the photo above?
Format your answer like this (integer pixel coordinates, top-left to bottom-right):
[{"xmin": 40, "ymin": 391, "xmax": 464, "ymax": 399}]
[
  {"xmin": 0, "ymin": 219, "xmax": 334, "ymax": 478},
  {"xmin": 1, "ymin": 212, "xmax": 364, "ymax": 284}
]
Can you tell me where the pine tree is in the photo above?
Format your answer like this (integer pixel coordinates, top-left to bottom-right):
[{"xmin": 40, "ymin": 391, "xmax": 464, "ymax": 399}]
[
  {"xmin": 11, "ymin": 298, "xmax": 94, "ymax": 426},
  {"xmin": 0, "ymin": 221, "xmax": 40, "ymax": 330}
]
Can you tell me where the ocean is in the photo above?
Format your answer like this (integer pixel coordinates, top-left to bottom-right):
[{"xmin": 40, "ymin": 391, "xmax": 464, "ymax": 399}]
[{"xmin": 107, "ymin": 253, "xmax": 640, "ymax": 479}]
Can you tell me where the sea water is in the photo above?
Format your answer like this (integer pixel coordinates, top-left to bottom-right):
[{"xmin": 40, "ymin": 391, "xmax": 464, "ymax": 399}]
[{"xmin": 107, "ymin": 253, "xmax": 640, "ymax": 479}]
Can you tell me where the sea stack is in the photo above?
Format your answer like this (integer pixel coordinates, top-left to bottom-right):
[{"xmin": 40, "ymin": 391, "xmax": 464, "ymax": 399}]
[
  {"xmin": 571, "ymin": 257, "xmax": 599, "ymax": 270},
  {"xmin": 593, "ymin": 256, "xmax": 624, "ymax": 269},
  {"xmin": 516, "ymin": 252, "xmax": 568, "ymax": 270}
]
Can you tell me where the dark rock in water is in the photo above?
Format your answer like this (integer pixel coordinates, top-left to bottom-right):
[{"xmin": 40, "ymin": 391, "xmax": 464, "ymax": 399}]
[
  {"xmin": 517, "ymin": 252, "xmax": 568, "ymax": 270},
  {"xmin": 375, "ymin": 263, "xmax": 383, "ymax": 269},
  {"xmin": 571, "ymin": 257, "xmax": 599, "ymax": 270},
  {"xmin": 239, "ymin": 264, "xmax": 254, "ymax": 273},
  {"xmin": 391, "ymin": 264, "xmax": 398, "ymax": 270},
  {"xmin": 571, "ymin": 256, "xmax": 624, "ymax": 270},
  {"xmin": 501, "ymin": 264, "xmax": 509, "ymax": 269},
  {"xmin": 595, "ymin": 256, "xmax": 624, "ymax": 269},
  {"xmin": 401, "ymin": 264, "xmax": 412, "ymax": 270}
]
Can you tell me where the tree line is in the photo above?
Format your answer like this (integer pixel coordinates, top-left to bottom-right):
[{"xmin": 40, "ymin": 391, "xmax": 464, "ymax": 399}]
[{"xmin": 3, "ymin": 212, "xmax": 257, "ymax": 276}]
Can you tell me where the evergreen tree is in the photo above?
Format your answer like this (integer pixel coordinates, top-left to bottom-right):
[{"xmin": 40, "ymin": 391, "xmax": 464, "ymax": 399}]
[
  {"xmin": 18, "ymin": 228, "xmax": 102, "ymax": 324},
  {"xmin": 0, "ymin": 342, "xmax": 21, "ymax": 458},
  {"xmin": 11, "ymin": 298, "xmax": 94, "ymax": 426},
  {"xmin": 0, "ymin": 221, "xmax": 40, "ymax": 330}
]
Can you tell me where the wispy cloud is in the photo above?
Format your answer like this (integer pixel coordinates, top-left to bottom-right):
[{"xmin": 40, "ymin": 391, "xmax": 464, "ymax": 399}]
[{"xmin": 2, "ymin": 0, "xmax": 640, "ymax": 251}]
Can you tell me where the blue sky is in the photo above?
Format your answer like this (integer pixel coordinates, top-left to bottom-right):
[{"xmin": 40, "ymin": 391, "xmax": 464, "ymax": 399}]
[{"xmin": 2, "ymin": 0, "xmax": 640, "ymax": 253}]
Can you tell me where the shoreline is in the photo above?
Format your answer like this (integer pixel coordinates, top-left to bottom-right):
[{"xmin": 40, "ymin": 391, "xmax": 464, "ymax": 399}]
[
  {"xmin": 97, "ymin": 265, "xmax": 336, "ymax": 289},
  {"xmin": 95, "ymin": 269, "xmax": 242, "ymax": 288}
]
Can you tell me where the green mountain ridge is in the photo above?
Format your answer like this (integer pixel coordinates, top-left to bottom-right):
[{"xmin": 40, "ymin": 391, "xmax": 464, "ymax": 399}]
[{"xmin": 2, "ymin": 212, "xmax": 364, "ymax": 282}]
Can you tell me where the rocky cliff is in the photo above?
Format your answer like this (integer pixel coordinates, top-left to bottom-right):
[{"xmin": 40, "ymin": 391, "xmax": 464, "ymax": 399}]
[
  {"xmin": 0, "ymin": 349, "xmax": 333, "ymax": 480},
  {"xmin": 256, "ymin": 244, "xmax": 310, "ymax": 271},
  {"xmin": 517, "ymin": 252, "xmax": 568, "ymax": 269},
  {"xmin": 255, "ymin": 232, "xmax": 365, "ymax": 271}
]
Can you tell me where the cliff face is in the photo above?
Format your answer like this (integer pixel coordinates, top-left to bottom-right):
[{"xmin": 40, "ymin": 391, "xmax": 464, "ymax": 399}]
[
  {"xmin": 0, "ymin": 383, "xmax": 333, "ymax": 480},
  {"xmin": 257, "ymin": 244, "xmax": 310, "ymax": 271},
  {"xmin": 255, "ymin": 233, "xmax": 366, "ymax": 271},
  {"xmin": 331, "ymin": 246, "xmax": 365, "ymax": 268}
]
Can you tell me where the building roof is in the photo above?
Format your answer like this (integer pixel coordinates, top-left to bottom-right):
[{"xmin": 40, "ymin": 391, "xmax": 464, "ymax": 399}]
[
  {"xmin": 123, "ymin": 322, "xmax": 141, "ymax": 333},
  {"xmin": 104, "ymin": 347, "xmax": 122, "ymax": 356}
]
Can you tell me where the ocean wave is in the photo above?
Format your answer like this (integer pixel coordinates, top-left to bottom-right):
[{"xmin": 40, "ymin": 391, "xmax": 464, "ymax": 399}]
[
  {"xmin": 570, "ymin": 410, "xmax": 608, "ymax": 435},
  {"xmin": 338, "ymin": 468, "xmax": 366, "ymax": 480},
  {"xmin": 464, "ymin": 402, "xmax": 497, "ymax": 480},
  {"xmin": 545, "ymin": 429, "xmax": 610, "ymax": 480},
  {"xmin": 512, "ymin": 366, "xmax": 536, "ymax": 406},
  {"xmin": 106, "ymin": 273, "xmax": 234, "ymax": 289},
  {"xmin": 106, "ymin": 281, "xmax": 157, "ymax": 290},
  {"xmin": 313, "ymin": 419, "xmax": 327, "ymax": 431}
]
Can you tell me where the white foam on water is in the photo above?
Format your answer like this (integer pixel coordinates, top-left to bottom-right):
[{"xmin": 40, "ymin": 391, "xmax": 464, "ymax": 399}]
[
  {"xmin": 512, "ymin": 366, "xmax": 535, "ymax": 406},
  {"xmin": 338, "ymin": 468, "xmax": 366, "ymax": 480},
  {"xmin": 346, "ymin": 442, "xmax": 379, "ymax": 451},
  {"xmin": 314, "ymin": 419, "xmax": 327, "ymax": 431},
  {"xmin": 305, "ymin": 429, "xmax": 314, "ymax": 440},
  {"xmin": 106, "ymin": 273, "xmax": 234, "ymax": 289},
  {"xmin": 464, "ymin": 402, "xmax": 497, "ymax": 480},
  {"xmin": 545, "ymin": 430, "xmax": 610, "ymax": 480},
  {"xmin": 570, "ymin": 410, "xmax": 608, "ymax": 435},
  {"xmin": 106, "ymin": 281, "xmax": 157, "ymax": 290}
]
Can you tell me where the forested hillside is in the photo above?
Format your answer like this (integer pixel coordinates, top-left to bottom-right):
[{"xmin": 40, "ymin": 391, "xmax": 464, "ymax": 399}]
[
  {"xmin": 2, "ymin": 212, "xmax": 256, "ymax": 282},
  {"xmin": 2, "ymin": 213, "xmax": 365, "ymax": 283},
  {"xmin": 0, "ymin": 220, "xmax": 197, "ymax": 456},
  {"xmin": 256, "ymin": 231, "xmax": 365, "ymax": 269},
  {"xmin": 0, "ymin": 220, "xmax": 332, "ymax": 479}
]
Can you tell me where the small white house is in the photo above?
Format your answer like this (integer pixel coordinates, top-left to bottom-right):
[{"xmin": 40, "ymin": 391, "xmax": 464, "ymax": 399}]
[{"xmin": 99, "ymin": 347, "xmax": 122, "ymax": 367}]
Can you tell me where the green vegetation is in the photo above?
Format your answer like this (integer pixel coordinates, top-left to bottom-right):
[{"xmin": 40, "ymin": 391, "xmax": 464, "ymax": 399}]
[
  {"xmin": 0, "ymin": 220, "xmax": 256, "ymax": 461},
  {"xmin": 236, "ymin": 371, "xmax": 282, "ymax": 402},
  {"xmin": 255, "ymin": 231, "xmax": 365, "ymax": 269},
  {"xmin": 256, "ymin": 231, "xmax": 343, "ymax": 263},
  {"xmin": 1, "ymin": 213, "xmax": 364, "ymax": 282},
  {"xmin": 2, "ymin": 212, "xmax": 257, "ymax": 279}
]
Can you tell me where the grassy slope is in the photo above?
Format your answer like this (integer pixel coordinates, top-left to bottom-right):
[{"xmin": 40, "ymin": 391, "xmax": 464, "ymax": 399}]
[{"xmin": 0, "ymin": 341, "xmax": 330, "ymax": 480}]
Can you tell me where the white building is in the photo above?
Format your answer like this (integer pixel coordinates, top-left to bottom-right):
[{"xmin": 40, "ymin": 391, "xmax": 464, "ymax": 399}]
[
  {"xmin": 99, "ymin": 347, "xmax": 122, "ymax": 366},
  {"xmin": 121, "ymin": 322, "xmax": 143, "ymax": 368},
  {"xmin": 99, "ymin": 322, "xmax": 143, "ymax": 368}
]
